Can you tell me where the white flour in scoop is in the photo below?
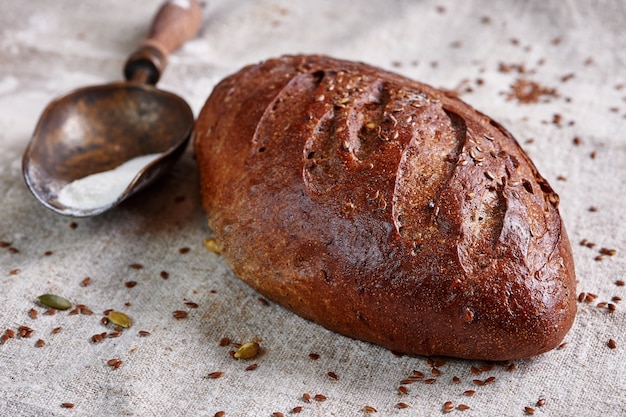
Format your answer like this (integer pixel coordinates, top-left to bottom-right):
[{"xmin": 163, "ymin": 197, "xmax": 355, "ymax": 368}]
[{"xmin": 57, "ymin": 153, "xmax": 162, "ymax": 210}]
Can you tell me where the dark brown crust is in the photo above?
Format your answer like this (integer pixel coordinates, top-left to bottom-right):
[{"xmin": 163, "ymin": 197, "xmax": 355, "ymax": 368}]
[{"xmin": 194, "ymin": 55, "xmax": 576, "ymax": 360}]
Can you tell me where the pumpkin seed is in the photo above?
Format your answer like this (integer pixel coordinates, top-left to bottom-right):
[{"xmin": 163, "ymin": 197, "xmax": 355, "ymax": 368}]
[
  {"xmin": 38, "ymin": 294, "xmax": 72, "ymax": 310},
  {"xmin": 107, "ymin": 311, "xmax": 131, "ymax": 328},
  {"xmin": 234, "ymin": 341, "xmax": 259, "ymax": 359}
]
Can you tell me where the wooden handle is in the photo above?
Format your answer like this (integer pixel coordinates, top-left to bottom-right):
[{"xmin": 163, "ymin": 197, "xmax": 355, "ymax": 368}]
[{"xmin": 124, "ymin": 0, "xmax": 203, "ymax": 84}]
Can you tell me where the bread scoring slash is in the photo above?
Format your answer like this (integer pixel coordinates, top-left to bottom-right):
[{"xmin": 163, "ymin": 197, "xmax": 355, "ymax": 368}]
[{"xmin": 194, "ymin": 55, "xmax": 576, "ymax": 360}]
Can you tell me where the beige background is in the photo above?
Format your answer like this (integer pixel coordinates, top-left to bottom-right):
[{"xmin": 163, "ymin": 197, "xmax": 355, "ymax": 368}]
[{"xmin": 1, "ymin": 0, "xmax": 625, "ymax": 416}]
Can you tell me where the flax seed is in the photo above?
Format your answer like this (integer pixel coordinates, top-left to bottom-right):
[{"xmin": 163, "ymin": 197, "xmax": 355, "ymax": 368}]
[
  {"xmin": 302, "ymin": 393, "xmax": 311, "ymax": 403},
  {"xmin": 363, "ymin": 405, "xmax": 377, "ymax": 412},
  {"xmin": 214, "ymin": 412, "xmax": 225, "ymax": 417},
  {"xmin": 208, "ymin": 371, "xmax": 224, "ymax": 378},
  {"xmin": 525, "ymin": 406, "xmax": 535, "ymax": 415},
  {"xmin": 173, "ymin": 310, "xmax": 188, "ymax": 320},
  {"xmin": 129, "ymin": 263, "xmax": 143, "ymax": 269},
  {"xmin": 608, "ymin": 339, "xmax": 617, "ymax": 349},
  {"xmin": 125, "ymin": 281, "xmax": 137, "ymax": 288},
  {"xmin": 292, "ymin": 406, "xmax": 303, "ymax": 413},
  {"xmin": 28, "ymin": 309, "xmax": 38, "ymax": 319},
  {"xmin": 44, "ymin": 308, "xmax": 57, "ymax": 316},
  {"xmin": 327, "ymin": 371, "xmax": 338, "ymax": 380},
  {"xmin": 396, "ymin": 402, "xmax": 409, "ymax": 409},
  {"xmin": 308, "ymin": 353, "xmax": 320, "ymax": 360},
  {"xmin": 443, "ymin": 401, "xmax": 454, "ymax": 412},
  {"xmin": 138, "ymin": 330, "xmax": 151, "ymax": 337},
  {"xmin": 464, "ymin": 390, "xmax": 476, "ymax": 396},
  {"xmin": 245, "ymin": 364, "xmax": 258, "ymax": 371},
  {"xmin": 35, "ymin": 339, "xmax": 45, "ymax": 347},
  {"xmin": 51, "ymin": 327, "xmax": 61, "ymax": 334},
  {"xmin": 160, "ymin": 271, "xmax": 169, "ymax": 279},
  {"xmin": 61, "ymin": 403, "xmax": 75, "ymax": 408},
  {"xmin": 536, "ymin": 398, "xmax": 546, "ymax": 407},
  {"xmin": 398, "ymin": 386, "xmax": 408, "ymax": 395},
  {"xmin": 424, "ymin": 378, "xmax": 436, "ymax": 384},
  {"xmin": 457, "ymin": 404, "xmax": 470, "ymax": 410},
  {"xmin": 313, "ymin": 394, "xmax": 326, "ymax": 402},
  {"xmin": 81, "ymin": 277, "xmax": 91, "ymax": 287},
  {"xmin": 272, "ymin": 412, "xmax": 284, "ymax": 417}
]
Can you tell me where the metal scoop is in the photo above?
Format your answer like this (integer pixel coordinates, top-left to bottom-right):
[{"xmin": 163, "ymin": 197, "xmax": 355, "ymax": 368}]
[{"xmin": 22, "ymin": 0, "xmax": 202, "ymax": 217}]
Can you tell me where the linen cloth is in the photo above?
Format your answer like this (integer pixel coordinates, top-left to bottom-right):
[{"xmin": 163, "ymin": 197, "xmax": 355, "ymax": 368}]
[{"xmin": 1, "ymin": 1, "xmax": 624, "ymax": 416}]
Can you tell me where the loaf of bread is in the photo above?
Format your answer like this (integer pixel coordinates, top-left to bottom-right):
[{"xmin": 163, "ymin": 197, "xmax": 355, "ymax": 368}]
[{"xmin": 194, "ymin": 55, "xmax": 576, "ymax": 360}]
